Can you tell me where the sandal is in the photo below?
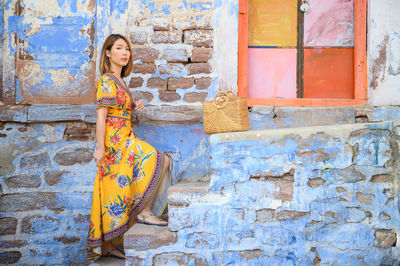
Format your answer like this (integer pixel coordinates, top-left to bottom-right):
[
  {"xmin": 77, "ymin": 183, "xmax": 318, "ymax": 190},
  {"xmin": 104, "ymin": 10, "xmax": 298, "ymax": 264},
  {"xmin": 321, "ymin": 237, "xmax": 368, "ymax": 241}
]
[
  {"xmin": 136, "ymin": 213, "xmax": 168, "ymax": 226},
  {"xmin": 103, "ymin": 248, "xmax": 126, "ymax": 260}
]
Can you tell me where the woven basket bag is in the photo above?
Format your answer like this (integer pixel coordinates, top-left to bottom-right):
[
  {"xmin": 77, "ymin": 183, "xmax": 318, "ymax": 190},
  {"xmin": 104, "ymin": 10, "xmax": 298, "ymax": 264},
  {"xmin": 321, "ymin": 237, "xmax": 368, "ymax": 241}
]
[{"xmin": 203, "ymin": 90, "xmax": 249, "ymax": 134}]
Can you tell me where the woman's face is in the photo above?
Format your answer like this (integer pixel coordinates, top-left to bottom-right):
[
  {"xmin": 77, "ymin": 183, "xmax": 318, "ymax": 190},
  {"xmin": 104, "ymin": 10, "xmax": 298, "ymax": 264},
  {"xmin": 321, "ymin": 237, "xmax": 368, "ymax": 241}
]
[{"xmin": 106, "ymin": 38, "xmax": 131, "ymax": 69}]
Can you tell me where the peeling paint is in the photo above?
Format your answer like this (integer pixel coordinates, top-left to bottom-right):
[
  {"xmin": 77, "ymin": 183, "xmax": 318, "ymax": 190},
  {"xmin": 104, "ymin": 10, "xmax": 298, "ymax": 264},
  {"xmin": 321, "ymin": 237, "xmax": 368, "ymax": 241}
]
[{"xmin": 370, "ymin": 35, "xmax": 389, "ymax": 90}]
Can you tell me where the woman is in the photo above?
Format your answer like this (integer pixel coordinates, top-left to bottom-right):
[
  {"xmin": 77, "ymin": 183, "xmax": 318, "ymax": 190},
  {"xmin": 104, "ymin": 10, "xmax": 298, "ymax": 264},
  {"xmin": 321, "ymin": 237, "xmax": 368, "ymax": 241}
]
[{"xmin": 87, "ymin": 34, "xmax": 172, "ymax": 260}]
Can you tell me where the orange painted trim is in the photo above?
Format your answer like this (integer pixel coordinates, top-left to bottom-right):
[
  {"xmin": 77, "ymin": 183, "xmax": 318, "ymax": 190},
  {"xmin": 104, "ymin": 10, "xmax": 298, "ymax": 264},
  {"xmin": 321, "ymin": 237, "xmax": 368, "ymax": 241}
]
[
  {"xmin": 354, "ymin": 0, "xmax": 368, "ymax": 100},
  {"xmin": 247, "ymin": 98, "xmax": 367, "ymax": 107},
  {"xmin": 238, "ymin": 0, "xmax": 368, "ymax": 105}
]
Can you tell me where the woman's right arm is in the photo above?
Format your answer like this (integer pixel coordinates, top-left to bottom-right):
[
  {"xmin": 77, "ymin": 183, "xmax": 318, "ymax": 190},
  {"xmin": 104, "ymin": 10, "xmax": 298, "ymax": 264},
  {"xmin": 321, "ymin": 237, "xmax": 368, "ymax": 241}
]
[{"xmin": 93, "ymin": 107, "xmax": 108, "ymax": 167}]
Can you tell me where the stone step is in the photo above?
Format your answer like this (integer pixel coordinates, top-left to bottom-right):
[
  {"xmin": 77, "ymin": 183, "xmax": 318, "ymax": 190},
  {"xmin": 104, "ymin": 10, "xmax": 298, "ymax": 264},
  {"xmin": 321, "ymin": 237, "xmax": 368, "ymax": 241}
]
[
  {"xmin": 167, "ymin": 181, "xmax": 210, "ymax": 207},
  {"xmin": 88, "ymin": 256, "xmax": 125, "ymax": 266}
]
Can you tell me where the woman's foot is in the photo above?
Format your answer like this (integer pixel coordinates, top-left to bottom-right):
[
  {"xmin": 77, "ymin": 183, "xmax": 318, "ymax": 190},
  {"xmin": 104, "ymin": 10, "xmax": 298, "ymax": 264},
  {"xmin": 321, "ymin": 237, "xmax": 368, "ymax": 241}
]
[
  {"xmin": 136, "ymin": 211, "xmax": 168, "ymax": 226},
  {"xmin": 102, "ymin": 244, "xmax": 126, "ymax": 259}
]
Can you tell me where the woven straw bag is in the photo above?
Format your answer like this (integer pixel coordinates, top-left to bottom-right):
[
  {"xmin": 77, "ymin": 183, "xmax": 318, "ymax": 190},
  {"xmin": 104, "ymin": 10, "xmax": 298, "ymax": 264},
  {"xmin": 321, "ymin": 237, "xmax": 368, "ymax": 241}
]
[{"xmin": 203, "ymin": 91, "xmax": 249, "ymax": 134}]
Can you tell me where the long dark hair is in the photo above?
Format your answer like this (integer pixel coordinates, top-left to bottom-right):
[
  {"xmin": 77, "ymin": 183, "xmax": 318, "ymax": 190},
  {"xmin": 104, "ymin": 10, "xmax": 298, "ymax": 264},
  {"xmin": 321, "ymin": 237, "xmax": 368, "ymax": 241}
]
[{"xmin": 99, "ymin": 34, "xmax": 133, "ymax": 77}]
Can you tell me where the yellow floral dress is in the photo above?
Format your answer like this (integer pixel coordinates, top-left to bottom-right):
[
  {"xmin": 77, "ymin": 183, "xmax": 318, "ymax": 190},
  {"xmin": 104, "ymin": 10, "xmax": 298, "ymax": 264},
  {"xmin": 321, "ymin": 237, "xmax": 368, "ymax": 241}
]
[{"xmin": 87, "ymin": 73, "xmax": 171, "ymax": 260}]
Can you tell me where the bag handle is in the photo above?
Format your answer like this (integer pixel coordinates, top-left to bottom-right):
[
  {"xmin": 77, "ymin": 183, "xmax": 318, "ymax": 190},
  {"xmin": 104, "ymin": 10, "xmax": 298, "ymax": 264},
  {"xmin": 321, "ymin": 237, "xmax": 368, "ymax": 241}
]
[{"xmin": 212, "ymin": 90, "xmax": 236, "ymax": 109}]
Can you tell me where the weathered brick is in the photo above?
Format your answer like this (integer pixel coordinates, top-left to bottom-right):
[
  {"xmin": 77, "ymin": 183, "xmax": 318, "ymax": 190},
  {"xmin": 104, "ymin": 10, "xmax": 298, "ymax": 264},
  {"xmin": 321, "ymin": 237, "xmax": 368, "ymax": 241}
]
[
  {"xmin": 0, "ymin": 251, "xmax": 21, "ymax": 264},
  {"xmin": 132, "ymin": 91, "xmax": 154, "ymax": 103},
  {"xmin": 0, "ymin": 217, "xmax": 18, "ymax": 235},
  {"xmin": 375, "ymin": 229, "xmax": 397, "ymax": 248},
  {"xmin": 371, "ymin": 174, "xmax": 394, "ymax": 183},
  {"xmin": 153, "ymin": 252, "xmax": 207, "ymax": 266},
  {"xmin": 152, "ymin": 31, "xmax": 181, "ymax": 44},
  {"xmin": 130, "ymin": 31, "xmax": 147, "ymax": 45},
  {"xmin": 129, "ymin": 77, "xmax": 144, "ymax": 88},
  {"xmin": 132, "ymin": 63, "xmax": 156, "ymax": 74},
  {"xmin": 184, "ymin": 92, "xmax": 208, "ymax": 103},
  {"xmin": 132, "ymin": 48, "xmax": 159, "ymax": 63},
  {"xmin": 159, "ymin": 63, "xmax": 185, "ymax": 75},
  {"xmin": 187, "ymin": 63, "xmax": 212, "ymax": 75},
  {"xmin": 256, "ymin": 209, "xmax": 276, "ymax": 223},
  {"xmin": 336, "ymin": 187, "xmax": 347, "ymax": 193},
  {"xmin": 19, "ymin": 152, "xmax": 50, "ymax": 170},
  {"xmin": 168, "ymin": 78, "xmax": 194, "ymax": 90},
  {"xmin": 251, "ymin": 169, "xmax": 294, "ymax": 201},
  {"xmin": 191, "ymin": 47, "xmax": 212, "ymax": 62},
  {"xmin": 162, "ymin": 48, "xmax": 189, "ymax": 62},
  {"xmin": 5, "ymin": 174, "xmax": 41, "ymax": 188},
  {"xmin": 125, "ymin": 224, "xmax": 177, "ymax": 251},
  {"xmin": 172, "ymin": 16, "xmax": 194, "ymax": 30},
  {"xmin": 137, "ymin": 17, "xmax": 169, "ymax": 30},
  {"xmin": 307, "ymin": 177, "xmax": 326, "ymax": 188},
  {"xmin": 0, "ymin": 240, "xmax": 27, "ymax": 248},
  {"xmin": 186, "ymin": 232, "xmax": 219, "ymax": 249},
  {"xmin": 158, "ymin": 91, "xmax": 181, "ymax": 102},
  {"xmin": 355, "ymin": 192, "xmax": 374, "ymax": 206},
  {"xmin": 44, "ymin": 170, "xmax": 68, "ymax": 186},
  {"xmin": 0, "ymin": 192, "xmax": 58, "ymax": 212},
  {"xmin": 22, "ymin": 215, "xmax": 60, "ymax": 233},
  {"xmin": 184, "ymin": 30, "xmax": 213, "ymax": 47},
  {"xmin": 147, "ymin": 78, "xmax": 167, "ymax": 90},
  {"xmin": 54, "ymin": 148, "xmax": 92, "ymax": 166},
  {"xmin": 195, "ymin": 77, "xmax": 212, "ymax": 90},
  {"xmin": 54, "ymin": 236, "xmax": 80, "ymax": 244},
  {"xmin": 276, "ymin": 210, "xmax": 308, "ymax": 221},
  {"xmin": 64, "ymin": 126, "xmax": 94, "ymax": 142}
]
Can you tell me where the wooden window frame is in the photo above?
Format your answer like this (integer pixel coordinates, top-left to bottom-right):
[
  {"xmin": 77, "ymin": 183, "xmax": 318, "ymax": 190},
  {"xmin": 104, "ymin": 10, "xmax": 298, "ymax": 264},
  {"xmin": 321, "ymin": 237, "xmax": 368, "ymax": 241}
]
[{"xmin": 238, "ymin": 0, "xmax": 367, "ymax": 107}]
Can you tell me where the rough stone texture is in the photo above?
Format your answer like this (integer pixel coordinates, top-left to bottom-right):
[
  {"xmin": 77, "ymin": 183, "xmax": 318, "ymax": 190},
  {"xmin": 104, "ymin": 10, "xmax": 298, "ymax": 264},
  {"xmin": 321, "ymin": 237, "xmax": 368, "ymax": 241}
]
[
  {"xmin": 147, "ymin": 78, "xmax": 167, "ymax": 90},
  {"xmin": 132, "ymin": 63, "xmax": 156, "ymax": 74},
  {"xmin": 256, "ymin": 209, "xmax": 276, "ymax": 223},
  {"xmin": 184, "ymin": 30, "xmax": 213, "ymax": 47},
  {"xmin": 186, "ymin": 232, "xmax": 219, "ymax": 249},
  {"xmin": 307, "ymin": 177, "xmax": 326, "ymax": 188},
  {"xmin": 54, "ymin": 148, "xmax": 92, "ymax": 166},
  {"xmin": 132, "ymin": 48, "xmax": 159, "ymax": 63},
  {"xmin": 132, "ymin": 91, "xmax": 154, "ymax": 103},
  {"xmin": 22, "ymin": 215, "xmax": 60, "ymax": 233},
  {"xmin": 0, "ymin": 217, "xmax": 18, "ymax": 235},
  {"xmin": 191, "ymin": 47, "xmax": 213, "ymax": 62},
  {"xmin": 64, "ymin": 125, "xmax": 94, "ymax": 142},
  {"xmin": 53, "ymin": 236, "xmax": 80, "ymax": 244},
  {"xmin": 159, "ymin": 63, "xmax": 185, "ymax": 76},
  {"xmin": 44, "ymin": 170, "xmax": 68, "ymax": 186},
  {"xmin": 130, "ymin": 31, "xmax": 147, "ymax": 45},
  {"xmin": 195, "ymin": 77, "xmax": 213, "ymax": 90},
  {"xmin": 0, "ymin": 106, "xmax": 28, "ymax": 122},
  {"xmin": 151, "ymin": 31, "xmax": 181, "ymax": 44},
  {"xmin": 0, "ymin": 240, "xmax": 27, "ymax": 248},
  {"xmin": 5, "ymin": 174, "xmax": 41, "ymax": 188},
  {"xmin": 158, "ymin": 91, "xmax": 181, "ymax": 102},
  {"xmin": 124, "ymin": 224, "xmax": 177, "ymax": 251},
  {"xmin": 126, "ymin": 257, "xmax": 144, "ymax": 266},
  {"xmin": 187, "ymin": 63, "xmax": 212, "ymax": 75},
  {"xmin": 0, "ymin": 251, "xmax": 21, "ymax": 264},
  {"xmin": 375, "ymin": 229, "xmax": 397, "ymax": 248},
  {"xmin": 161, "ymin": 48, "xmax": 189, "ymax": 62},
  {"xmin": 19, "ymin": 152, "xmax": 51, "ymax": 170},
  {"xmin": 0, "ymin": 193, "xmax": 58, "ymax": 212},
  {"xmin": 129, "ymin": 77, "xmax": 144, "ymax": 88},
  {"xmin": 168, "ymin": 77, "xmax": 194, "ymax": 90},
  {"xmin": 183, "ymin": 92, "xmax": 208, "ymax": 103},
  {"xmin": 137, "ymin": 105, "xmax": 203, "ymax": 123},
  {"xmin": 153, "ymin": 252, "xmax": 207, "ymax": 266}
]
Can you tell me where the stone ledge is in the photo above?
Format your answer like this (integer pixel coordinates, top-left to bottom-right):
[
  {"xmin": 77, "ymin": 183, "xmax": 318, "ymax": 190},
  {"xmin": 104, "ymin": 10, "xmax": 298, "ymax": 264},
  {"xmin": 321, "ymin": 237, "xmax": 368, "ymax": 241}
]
[
  {"xmin": 0, "ymin": 104, "xmax": 203, "ymax": 124},
  {"xmin": 168, "ymin": 181, "xmax": 209, "ymax": 206}
]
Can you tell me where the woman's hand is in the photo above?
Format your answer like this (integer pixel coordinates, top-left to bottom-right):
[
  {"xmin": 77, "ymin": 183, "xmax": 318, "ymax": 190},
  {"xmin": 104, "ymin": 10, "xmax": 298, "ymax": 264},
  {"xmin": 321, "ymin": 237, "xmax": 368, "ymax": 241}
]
[
  {"xmin": 135, "ymin": 100, "xmax": 145, "ymax": 111},
  {"xmin": 93, "ymin": 147, "xmax": 105, "ymax": 167}
]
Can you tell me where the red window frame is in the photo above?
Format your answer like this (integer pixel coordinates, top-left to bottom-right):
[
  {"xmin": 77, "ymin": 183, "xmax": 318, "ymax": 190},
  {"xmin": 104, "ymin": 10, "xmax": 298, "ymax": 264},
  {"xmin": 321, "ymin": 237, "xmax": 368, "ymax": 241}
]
[{"xmin": 238, "ymin": 0, "xmax": 367, "ymax": 107}]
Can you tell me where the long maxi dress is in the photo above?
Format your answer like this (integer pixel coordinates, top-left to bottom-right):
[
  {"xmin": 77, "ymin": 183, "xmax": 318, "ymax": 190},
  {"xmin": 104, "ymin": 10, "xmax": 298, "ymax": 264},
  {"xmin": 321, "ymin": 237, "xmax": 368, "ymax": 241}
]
[{"xmin": 87, "ymin": 73, "xmax": 171, "ymax": 260}]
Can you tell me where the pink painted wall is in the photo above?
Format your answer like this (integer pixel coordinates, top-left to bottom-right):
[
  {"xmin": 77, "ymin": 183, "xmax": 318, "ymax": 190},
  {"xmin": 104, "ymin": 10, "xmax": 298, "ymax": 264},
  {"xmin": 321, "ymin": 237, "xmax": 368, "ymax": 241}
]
[
  {"xmin": 248, "ymin": 48, "xmax": 297, "ymax": 98},
  {"xmin": 304, "ymin": 0, "xmax": 354, "ymax": 47}
]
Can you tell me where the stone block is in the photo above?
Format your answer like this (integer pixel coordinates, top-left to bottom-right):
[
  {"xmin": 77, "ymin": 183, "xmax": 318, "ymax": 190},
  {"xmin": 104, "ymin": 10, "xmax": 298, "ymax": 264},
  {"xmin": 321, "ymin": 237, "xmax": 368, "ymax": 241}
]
[
  {"xmin": 184, "ymin": 30, "xmax": 213, "ymax": 47},
  {"xmin": 132, "ymin": 63, "xmax": 156, "ymax": 74},
  {"xmin": 44, "ymin": 170, "xmax": 68, "ymax": 186},
  {"xmin": 375, "ymin": 229, "xmax": 397, "ymax": 248},
  {"xmin": 370, "ymin": 174, "xmax": 394, "ymax": 183},
  {"xmin": 124, "ymin": 223, "xmax": 177, "ymax": 251},
  {"xmin": 0, "ymin": 192, "xmax": 58, "ymax": 212},
  {"xmin": 27, "ymin": 105, "xmax": 83, "ymax": 122},
  {"xmin": 158, "ymin": 91, "xmax": 181, "ymax": 102},
  {"xmin": 137, "ymin": 105, "xmax": 202, "ymax": 123},
  {"xmin": 126, "ymin": 257, "xmax": 144, "ymax": 266},
  {"xmin": 153, "ymin": 252, "xmax": 207, "ymax": 266},
  {"xmin": 132, "ymin": 91, "xmax": 154, "ymax": 103},
  {"xmin": 187, "ymin": 63, "xmax": 212, "ymax": 75},
  {"xmin": 161, "ymin": 48, "xmax": 189, "ymax": 62},
  {"xmin": 5, "ymin": 174, "xmax": 41, "ymax": 188},
  {"xmin": 346, "ymin": 208, "xmax": 367, "ymax": 223},
  {"xmin": 184, "ymin": 92, "xmax": 208, "ymax": 103},
  {"xmin": 54, "ymin": 148, "xmax": 92, "ymax": 166},
  {"xmin": 185, "ymin": 232, "xmax": 219, "ymax": 249},
  {"xmin": 21, "ymin": 215, "xmax": 60, "ymax": 233},
  {"xmin": 212, "ymin": 250, "xmax": 267, "ymax": 265},
  {"xmin": 0, "ymin": 240, "xmax": 27, "ymax": 248},
  {"xmin": 191, "ymin": 47, "xmax": 213, "ymax": 62},
  {"xmin": 158, "ymin": 63, "xmax": 185, "ymax": 75},
  {"xmin": 355, "ymin": 192, "xmax": 374, "ymax": 206},
  {"xmin": 172, "ymin": 16, "xmax": 194, "ymax": 30},
  {"xmin": 0, "ymin": 251, "xmax": 21, "ymax": 264},
  {"xmin": 128, "ymin": 77, "xmax": 144, "ymax": 88},
  {"xmin": 132, "ymin": 48, "xmax": 159, "ymax": 63},
  {"xmin": 307, "ymin": 177, "xmax": 326, "ymax": 188},
  {"xmin": 147, "ymin": 78, "xmax": 167, "ymax": 90},
  {"xmin": 0, "ymin": 106, "xmax": 27, "ymax": 122},
  {"xmin": 312, "ymin": 167, "xmax": 365, "ymax": 184},
  {"xmin": 195, "ymin": 77, "xmax": 212, "ymax": 90},
  {"xmin": 64, "ymin": 125, "xmax": 94, "ymax": 142},
  {"xmin": 151, "ymin": 31, "xmax": 181, "ymax": 44},
  {"xmin": 130, "ymin": 31, "xmax": 147, "ymax": 45},
  {"xmin": 19, "ymin": 152, "xmax": 50, "ymax": 170},
  {"xmin": 276, "ymin": 210, "xmax": 308, "ymax": 221},
  {"xmin": 168, "ymin": 77, "xmax": 194, "ymax": 90},
  {"xmin": 53, "ymin": 236, "xmax": 80, "ymax": 244},
  {"xmin": 256, "ymin": 209, "xmax": 276, "ymax": 223},
  {"xmin": 0, "ymin": 217, "xmax": 18, "ymax": 235},
  {"xmin": 168, "ymin": 181, "xmax": 209, "ymax": 206}
]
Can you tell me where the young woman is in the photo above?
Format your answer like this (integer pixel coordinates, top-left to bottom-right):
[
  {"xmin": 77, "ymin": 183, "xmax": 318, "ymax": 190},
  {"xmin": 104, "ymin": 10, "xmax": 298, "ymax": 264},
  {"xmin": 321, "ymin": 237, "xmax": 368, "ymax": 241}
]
[{"xmin": 87, "ymin": 34, "xmax": 172, "ymax": 260}]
